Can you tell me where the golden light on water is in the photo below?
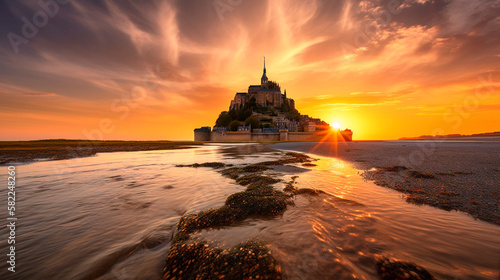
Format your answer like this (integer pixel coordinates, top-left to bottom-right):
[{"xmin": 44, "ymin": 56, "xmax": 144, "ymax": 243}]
[{"xmin": 1, "ymin": 1, "xmax": 498, "ymax": 141}]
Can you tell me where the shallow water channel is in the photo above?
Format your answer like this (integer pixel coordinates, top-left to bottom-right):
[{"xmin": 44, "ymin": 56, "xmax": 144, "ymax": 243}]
[{"xmin": 0, "ymin": 144, "xmax": 498, "ymax": 279}]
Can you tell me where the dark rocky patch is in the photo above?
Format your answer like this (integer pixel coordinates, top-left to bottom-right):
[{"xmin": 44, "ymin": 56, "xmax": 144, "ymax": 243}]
[
  {"xmin": 406, "ymin": 189, "xmax": 428, "ymax": 195},
  {"xmin": 408, "ymin": 171, "xmax": 436, "ymax": 179},
  {"xmin": 177, "ymin": 206, "xmax": 244, "ymax": 236},
  {"xmin": 257, "ymin": 152, "xmax": 315, "ymax": 166},
  {"xmin": 437, "ymin": 171, "xmax": 473, "ymax": 176},
  {"xmin": 376, "ymin": 257, "xmax": 435, "ymax": 280},
  {"xmin": 406, "ymin": 196, "xmax": 425, "ymax": 205},
  {"xmin": 241, "ymin": 165, "xmax": 273, "ymax": 172},
  {"xmin": 283, "ymin": 176, "xmax": 326, "ymax": 196},
  {"xmin": 184, "ymin": 152, "xmax": 315, "ymax": 182},
  {"xmin": 166, "ymin": 182, "xmax": 288, "ymax": 279},
  {"xmin": 165, "ymin": 151, "xmax": 323, "ymax": 278},
  {"xmin": 284, "ymin": 185, "xmax": 326, "ymax": 196},
  {"xmin": 219, "ymin": 167, "xmax": 277, "ymax": 182},
  {"xmin": 226, "ymin": 186, "xmax": 290, "ymax": 215},
  {"xmin": 163, "ymin": 240, "xmax": 282, "ymax": 280},
  {"xmin": 218, "ymin": 167, "xmax": 241, "ymax": 180},
  {"xmin": 292, "ymin": 188, "xmax": 326, "ymax": 196},
  {"xmin": 177, "ymin": 185, "xmax": 291, "ymax": 237},
  {"xmin": 176, "ymin": 162, "xmax": 227, "ymax": 169},
  {"xmin": 381, "ymin": 166, "xmax": 408, "ymax": 172},
  {"xmin": 236, "ymin": 174, "xmax": 281, "ymax": 187},
  {"xmin": 439, "ymin": 190, "xmax": 459, "ymax": 197}
]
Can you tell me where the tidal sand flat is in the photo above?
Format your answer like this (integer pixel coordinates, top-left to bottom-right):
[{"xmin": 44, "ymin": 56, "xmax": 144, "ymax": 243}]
[
  {"xmin": 271, "ymin": 138, "xmax": 500, "ymax": 225},
  {"xmin": 0, "ymin": 140, "xmax": 203, "ymax": 165},
  {"xmin": 1, "ymin": 144, "xmax": 498, "ymax": 279}
]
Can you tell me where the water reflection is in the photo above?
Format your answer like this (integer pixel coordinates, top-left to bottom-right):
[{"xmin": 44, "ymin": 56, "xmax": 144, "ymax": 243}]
[{"xmin": 0, "ymin": 145, "xmax": 498, "ymax": 280}]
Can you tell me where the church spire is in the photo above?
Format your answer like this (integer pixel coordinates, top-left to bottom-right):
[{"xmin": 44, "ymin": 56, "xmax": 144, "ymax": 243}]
[
  {"xmin": 261, "ymin": 56, "xmax": 268, "ymax": 85},
  {"xmin": 263, "ymin": 56, "xmax": 266, "ymax": 74}
]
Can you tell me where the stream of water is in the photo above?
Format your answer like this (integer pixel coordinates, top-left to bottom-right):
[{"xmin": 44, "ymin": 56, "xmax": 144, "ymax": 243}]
[{"xmin": 0, "ymin": 144, "xmax": 498, "ymax": 279}]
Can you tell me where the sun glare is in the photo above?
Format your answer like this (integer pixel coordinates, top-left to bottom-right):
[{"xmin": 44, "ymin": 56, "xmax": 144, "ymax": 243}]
[{"xmin": 333, "ymin": 122, "xmax": 341, "ymax": 130}]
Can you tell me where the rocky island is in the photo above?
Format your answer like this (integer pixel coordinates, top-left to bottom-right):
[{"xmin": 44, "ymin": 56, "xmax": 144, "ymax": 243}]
[{"xmin": 194, "ymin": 58, "xmax": 353, "ymax": 142}]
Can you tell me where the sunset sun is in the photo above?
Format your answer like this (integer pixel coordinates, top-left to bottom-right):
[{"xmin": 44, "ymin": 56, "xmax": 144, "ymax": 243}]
[{"xmin": 1, "ymin": 1, "xmax": 499, "ymax": 279}]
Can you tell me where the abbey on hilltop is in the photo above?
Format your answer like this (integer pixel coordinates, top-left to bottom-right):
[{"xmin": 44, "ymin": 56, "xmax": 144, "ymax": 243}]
[
  {"xmin": 229, "ymin": 57, "xmax": 295, "ymax": 111},
  {"xmin": 194, "ymin": 58, "xmax": 353, "ymax": 142}
]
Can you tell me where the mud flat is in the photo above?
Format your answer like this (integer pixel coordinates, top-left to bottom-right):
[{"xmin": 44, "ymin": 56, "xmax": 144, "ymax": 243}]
[
  {"xmin": 270, "ymin": 139, "xmax": 500, "ymax": 225},
  {"xmin": 3, "ymin": 143, "xmax": 496, "ymax": 279},
  {"xmin": 0, "ymin": 140, "xmax": 203, "ymax": 165}
]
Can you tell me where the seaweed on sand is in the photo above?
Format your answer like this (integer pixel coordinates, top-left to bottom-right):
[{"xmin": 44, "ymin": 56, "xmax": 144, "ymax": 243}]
[
  {"xmin": 283, "ymin": 176, "xmax": 325, "ymax": 196},
  {"xmin": 176, "ymin": 162, "xmax": 227, "ymax": 169},
  {"xmin": 283, "ymin": 184, "xmax": 325, "ymax": 196},
  {"xmin": 376, "ymin": 257, "xmax": 435, "ymax": 280},
  {"xmin": 165, "ymin": 151, "xmax": 321, "ymax": 279},
  {"xmin": 258, "ymin": 152, "xmax": 315, "ymax": 166},
  {"xmin": 172, "ymin": 154, "xmax": 296, "ymax": 237},
  {"xmin": 406, "ymin": 195, "xmax": 425, "ymax": 205},
  {"xmin": 177, "ymin": 184, "xmax": 291, "ymax": 236},
  {"xmin": 221, "ymin": 152, "xmax": 316, "ymax": 176},
  {"xmin": 178, "ymin": 152, "xmax": 315, "ymax": 180},
  {"xmin": 408, "ymin": 170, "xmax": 436, "ymax": 179},
  {"xmin": 291, "ymin": 188, "xmax": 326, "ymax": 196},
  {"xmin": 381, "ymin": 166, "xmax": 408, "ymax": 172},
  {"xmin": 164, "ymin": 240, "xmax": 282, "ymax": 280},
  {"xmin": 240, "ymin": 165, "xmax": 273, "ymax": 172},
  {"xmin": 166, "ymin": 182, "xmax": 288, "ymax": 279},
  {"xmin": 226, "ymin": 185, "xmax": 290, "ymax": 215},
  {"xmin": 235, "ymin": 174, "xmax": 281, "ymax": 187}
]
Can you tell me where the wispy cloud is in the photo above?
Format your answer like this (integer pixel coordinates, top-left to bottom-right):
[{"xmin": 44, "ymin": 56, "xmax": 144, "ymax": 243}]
[
  {"xmin": 21, "ymin": 92, "xmax": 57, "ymax": 97},
  {"xmin": 0, "ymin": 0, "xmax": 499, "ymax": 140}
]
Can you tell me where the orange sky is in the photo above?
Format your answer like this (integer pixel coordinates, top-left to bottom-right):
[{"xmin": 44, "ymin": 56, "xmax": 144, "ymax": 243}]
[{"xmin": 1, "ymin": 0, "xmax": 499, "ymax": 140}]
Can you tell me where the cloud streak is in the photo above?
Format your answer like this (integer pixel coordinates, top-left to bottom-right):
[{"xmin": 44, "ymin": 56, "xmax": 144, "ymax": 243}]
[{"xmin": 0, "ymin": 0, "xmax": 499, "ymax": 140}]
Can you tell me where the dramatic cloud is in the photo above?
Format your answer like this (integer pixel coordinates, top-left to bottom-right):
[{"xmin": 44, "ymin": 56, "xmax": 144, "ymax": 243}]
[{"xmin": 0, "ymin": 0, "xmax": 499, "ymax": 140}]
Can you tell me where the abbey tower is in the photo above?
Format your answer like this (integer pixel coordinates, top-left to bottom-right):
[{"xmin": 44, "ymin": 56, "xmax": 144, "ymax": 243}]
[{"xmin": 229, "ymin": 58, "xmax": 295, "ymax": 111}]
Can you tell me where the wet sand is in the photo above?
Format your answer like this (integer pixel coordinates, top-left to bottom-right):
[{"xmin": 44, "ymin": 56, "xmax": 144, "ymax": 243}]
[
  {"xmin": 0, "ymin": 140, "xmax": 203, "ymax": 165},
  {"xmin": 2, "ymin": 144, "xmax": 499, "ymax": 279},
  {"xmin": 270, "ymin": 139, "xmax": 500, "ymax": 225}
]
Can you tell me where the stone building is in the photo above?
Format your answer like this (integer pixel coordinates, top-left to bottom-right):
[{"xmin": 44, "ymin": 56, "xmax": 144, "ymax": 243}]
[
  {"xmin": 194, "ymin": 58, "xmax": 354, "ymax": 142},
  {"xmin": 229, "ymin": 58, "xmax": 295, "ymax": 111}
]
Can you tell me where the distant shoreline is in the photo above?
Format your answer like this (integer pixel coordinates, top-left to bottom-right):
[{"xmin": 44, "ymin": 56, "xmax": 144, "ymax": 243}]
[
  {"xmin": 399, "ymin": 131, "xmax": 500, "ymax": 140},
  {"xmin": 3, "ymin": 137, "xmax": 500, "ymax": 165},
  {"xmin": 0, "ymin": 140, "xmax": 204, "ymax": 165}
]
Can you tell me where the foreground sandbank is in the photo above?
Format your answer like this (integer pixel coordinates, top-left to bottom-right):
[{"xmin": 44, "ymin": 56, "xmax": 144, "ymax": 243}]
[
  {"xmin": 270, "ymin": 140, "xmax": 500, "ymax": 225},
  {"xmin": 4, "ymin": 144, "xmax": 498, "ymax": 279}
]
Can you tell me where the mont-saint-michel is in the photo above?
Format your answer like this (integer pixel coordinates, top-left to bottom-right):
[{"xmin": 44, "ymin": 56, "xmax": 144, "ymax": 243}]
[
  {"xmin": 2, "ymin": 0, "xmax": 500, "ymax": 279},
  {"xmin": 194, "ymin": 58, "xmax": 353, "ymax": 142}
]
